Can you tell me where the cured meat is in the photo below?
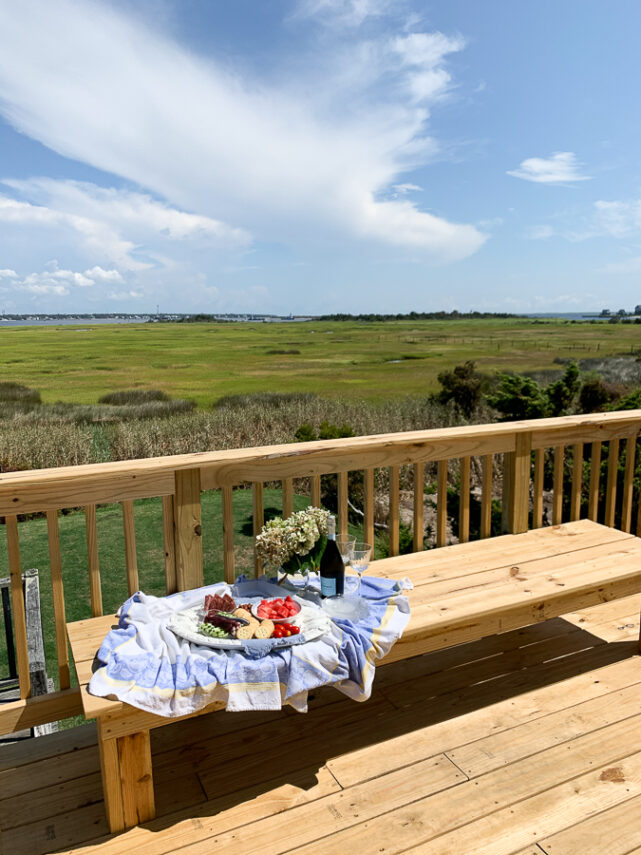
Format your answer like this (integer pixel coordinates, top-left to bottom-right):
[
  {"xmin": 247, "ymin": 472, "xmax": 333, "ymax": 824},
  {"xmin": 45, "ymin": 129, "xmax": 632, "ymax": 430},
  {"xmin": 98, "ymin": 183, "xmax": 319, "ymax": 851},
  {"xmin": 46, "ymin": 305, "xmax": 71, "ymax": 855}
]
[{"xmin": 204, "ymin": 593, "xmax": 236, "ymax": 617}]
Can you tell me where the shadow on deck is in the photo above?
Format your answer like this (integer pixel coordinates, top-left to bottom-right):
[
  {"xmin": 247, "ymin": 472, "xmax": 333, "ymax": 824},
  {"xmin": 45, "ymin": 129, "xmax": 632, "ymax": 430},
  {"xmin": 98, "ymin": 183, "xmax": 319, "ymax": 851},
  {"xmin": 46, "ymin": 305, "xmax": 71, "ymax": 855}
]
[{"xmin": 2, "ymin": 594, "xmax": 641, "ymax": 855}]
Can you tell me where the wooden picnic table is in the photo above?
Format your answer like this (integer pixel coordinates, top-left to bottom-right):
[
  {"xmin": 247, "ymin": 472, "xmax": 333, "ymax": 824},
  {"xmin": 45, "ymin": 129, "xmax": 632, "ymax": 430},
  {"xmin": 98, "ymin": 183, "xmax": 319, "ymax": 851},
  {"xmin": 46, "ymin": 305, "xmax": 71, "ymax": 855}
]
[{"xmin": 67, "ymin": 519, "xmax": 641, "ymax": 833}]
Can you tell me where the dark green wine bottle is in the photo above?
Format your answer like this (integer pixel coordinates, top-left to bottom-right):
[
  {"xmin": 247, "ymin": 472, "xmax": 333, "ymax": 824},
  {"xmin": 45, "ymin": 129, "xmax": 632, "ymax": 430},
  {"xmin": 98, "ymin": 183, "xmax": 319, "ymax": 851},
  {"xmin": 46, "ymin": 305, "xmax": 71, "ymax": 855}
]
[{"xmin": 319, "ymin": 515, "xmax": 345, "ymax": 598}]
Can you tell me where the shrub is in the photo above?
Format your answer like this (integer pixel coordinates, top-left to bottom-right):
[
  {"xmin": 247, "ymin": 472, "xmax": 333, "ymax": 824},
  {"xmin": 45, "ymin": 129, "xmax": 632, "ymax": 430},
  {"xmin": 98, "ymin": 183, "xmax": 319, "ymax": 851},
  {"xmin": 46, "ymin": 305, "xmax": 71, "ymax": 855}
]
[
  {"xmin": 546, "ymin": 362, "xmax": 580, "ymax": 416},
  {"xmin": 294, "ymin": 423, "xmax": 317, "ymax": 442},
  {"xmin": 437, "ymin": 361, "xmax": 484, "ymax": 419},
  {"xmin": 98, "ymin": 389, "xmax": 170, "ymax": 405},
  {"xmin": 318, "ymin": 421, "xmax": 355, "ymax": 440},
  {"xmin": 0, "ymin": 382, "xmax": 41, "ymax": 404},
  {"xmin": 487, "ymin": 373, "xmax": 549, "ymax": 420},
  {"xmin": 578, "ymin": 377, "xmax": 621, "ymax": 413}
]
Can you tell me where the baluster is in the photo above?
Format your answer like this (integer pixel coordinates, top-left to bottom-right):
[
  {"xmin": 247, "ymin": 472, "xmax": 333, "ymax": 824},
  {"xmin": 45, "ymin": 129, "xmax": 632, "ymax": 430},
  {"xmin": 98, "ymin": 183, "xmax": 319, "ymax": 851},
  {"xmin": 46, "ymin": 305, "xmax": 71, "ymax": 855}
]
[
  {"xmin": 222, "ymin": 485, "xmax": 235, "ymax": 583},
  {"xmin": 389, "ymin": 466, "xmax": 400, "ymax": 556},
  {"xmin": 122, "ymin": 500, "xmax": 139, "ymax": 596},
  {"xmin": 570, "ymin": 443, "xmax": 583, "ymax": 522},
  {"xmin": 604, "ymin": 438, "xmax": 620, "ymax": 528},
  {"xmin": 174, "ymin": 468, "xmax": 203, "ymax": 591},
  {"xmin": 364, "ymin": 468, "xmax": 375, "ymax": 547},
  {"xmin": 552, "ymin": 446, "xmax": 564, "ymax": 525},
  {"xmin": 501, "ymin": 451, "xmax": 513, "ymax": 533},
  {"xmin": 621, "ymin": 436, "xmax": 636, "ymax": 533},
  {"xmin": 436, "ymin": 459, "xmax": 448, "ymax": 547},
  {"xmin": 162, "ymin": 495, "xmax": 177, "ymax": 595},
  {"xmin": 85, "ymin": 504, "xmax": 103, "ymax": 617},
  {"xmin": 253, "ymin": 481, "xmax": 264, "ymax": 577},
  {"xmin": 532, "ymin": 449, "xmax": 544, "ymax": 529},
  {"xmin": 480, "ymin": 454, "xmax": 493, "ymax": 538},
  {"xmin": 46, "ymin": 510, "xmax": 70, "ymax": 689},
  {"xmin": 310, "ymin": 475, "xmax": 321, "ymax": 508},
  {"xmin": 458, "ymin": 457, "xmax": 470, "ymax": 543},
  {"xmin": 413, "ymin": 462, "xmax": 424, "ymax": 551},
  {"xmin": 282, "ymin": 478, "xmax": 293, "ymax": 519},
  {"xmin": 588, "ymin": 441, "xmax": 602, "ymax": 521},
  {"xmin": 6, "ymin": 515, "xmax": 30, "ymax": 699},
  {"xmin": 337, "ymin": 471, "xmax": 348, "ymax": 540}
]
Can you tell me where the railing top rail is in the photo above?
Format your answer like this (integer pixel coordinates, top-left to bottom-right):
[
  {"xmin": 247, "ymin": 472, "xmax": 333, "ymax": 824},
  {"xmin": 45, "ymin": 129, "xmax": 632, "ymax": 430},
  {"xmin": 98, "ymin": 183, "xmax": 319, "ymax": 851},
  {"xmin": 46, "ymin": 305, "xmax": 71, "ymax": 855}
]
[{"xmin": 0, "ymin": 410, "xmax": 640, "ymax": 515}]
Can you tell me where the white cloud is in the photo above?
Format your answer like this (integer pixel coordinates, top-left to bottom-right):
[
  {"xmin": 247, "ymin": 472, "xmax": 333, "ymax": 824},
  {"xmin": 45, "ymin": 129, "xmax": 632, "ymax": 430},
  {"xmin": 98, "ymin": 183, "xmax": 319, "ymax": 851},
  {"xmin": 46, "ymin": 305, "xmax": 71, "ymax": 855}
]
[
  {"xmin": 107, "ymin": 289, "xmax": 143, "ymax": 300},
  {"xmin": 291, "ymin": 0, "xmax": 394, "ymax": 27},
  {"xmin": 0, "ymin": 268, "xmax": 17, "ymax": 278},
  {"xmin": 393, "ymin": 183, "xmax": 422, "ymax": 195},
  {"xmin": 4, "ymin": 178, "xmax": 251, "ymax": 247},
  {"xmin": 84, "ymin": 266, "xmax": 124, "ymax": 283},
  {"xmin": 529, "ymin": 197, "xmax": 641, "ymax": 243},
  {"xmin": 600, "ymin": 256, "xmax": 641, "ymax": 274},
  {"xmin": 21, "ymin": 282, "xmax": 70, "ymax": 296},
  {"xmin": 591, "ymin": 199, "xmax": 641, "ymax": 238},
  {"xmin": 1, "ymin": 262, "xmax": 127, "ymax": 297},
  {"xmin": 508, "ymin": 152, "xmax": 590, "ymax": 184},
  {"xmin": 527, "ymin": 224, "xmax": 555, "ymax": 240},
  {"xmin": 0, "ymin": 0, "xmax": 485, "ymax": 262},
  {"xmin": 0, "ymin": 194, "xmax": 147, "ymax": 270}
]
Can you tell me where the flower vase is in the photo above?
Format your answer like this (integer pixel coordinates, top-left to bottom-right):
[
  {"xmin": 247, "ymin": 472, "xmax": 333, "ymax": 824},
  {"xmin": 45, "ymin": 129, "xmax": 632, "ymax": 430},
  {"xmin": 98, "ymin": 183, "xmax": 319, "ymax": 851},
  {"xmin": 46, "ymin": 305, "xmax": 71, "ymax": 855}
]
[{"xmin": 276, "ymin": 565, "xmax": 311, "ymax": 592}]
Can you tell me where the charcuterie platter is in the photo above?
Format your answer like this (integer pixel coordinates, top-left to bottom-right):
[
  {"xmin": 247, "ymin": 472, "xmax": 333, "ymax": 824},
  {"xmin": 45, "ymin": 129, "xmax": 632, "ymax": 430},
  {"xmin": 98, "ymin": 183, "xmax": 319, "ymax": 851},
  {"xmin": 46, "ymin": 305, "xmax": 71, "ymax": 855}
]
[{"xmin": 168, "ymin": 590, "xmax": 331, "ymax": 652}]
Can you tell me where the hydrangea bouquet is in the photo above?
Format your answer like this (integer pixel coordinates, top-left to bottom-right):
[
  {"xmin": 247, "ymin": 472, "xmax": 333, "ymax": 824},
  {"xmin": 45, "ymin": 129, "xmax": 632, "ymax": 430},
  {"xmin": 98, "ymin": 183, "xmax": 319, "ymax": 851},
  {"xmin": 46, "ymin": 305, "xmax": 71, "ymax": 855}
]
[{"xmin": 255, "ymin": 506, "xmax": 330, "ymax": 575}]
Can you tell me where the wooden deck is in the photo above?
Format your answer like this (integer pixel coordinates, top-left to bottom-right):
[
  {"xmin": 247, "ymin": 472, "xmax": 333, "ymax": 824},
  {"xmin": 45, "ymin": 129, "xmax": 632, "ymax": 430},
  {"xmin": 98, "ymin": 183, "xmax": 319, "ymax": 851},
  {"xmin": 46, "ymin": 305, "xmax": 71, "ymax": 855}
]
[{"xmin": 2, "ymin": 591, "xmax": 641, "ymax": 855}]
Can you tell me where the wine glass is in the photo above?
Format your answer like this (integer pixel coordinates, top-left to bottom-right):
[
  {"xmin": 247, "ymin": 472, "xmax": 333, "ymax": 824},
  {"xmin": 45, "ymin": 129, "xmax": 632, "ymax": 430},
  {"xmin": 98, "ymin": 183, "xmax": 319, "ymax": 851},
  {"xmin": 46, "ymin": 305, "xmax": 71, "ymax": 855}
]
[
  {"xmin": 350, "ymin": 542, "xmax": 372, "ymax": 598},
  {"xmin": 336, "ymin": 537, "xmax": 356, "ymax": 568}
]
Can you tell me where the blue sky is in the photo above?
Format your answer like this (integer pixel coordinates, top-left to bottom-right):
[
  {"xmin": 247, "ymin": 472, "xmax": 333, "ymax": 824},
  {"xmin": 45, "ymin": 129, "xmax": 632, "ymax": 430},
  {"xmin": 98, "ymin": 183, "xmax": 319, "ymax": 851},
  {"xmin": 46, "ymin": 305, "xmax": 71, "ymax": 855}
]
[{"xmin": 0, "ymin": 0, "xmax": 640, "ymax": 314}]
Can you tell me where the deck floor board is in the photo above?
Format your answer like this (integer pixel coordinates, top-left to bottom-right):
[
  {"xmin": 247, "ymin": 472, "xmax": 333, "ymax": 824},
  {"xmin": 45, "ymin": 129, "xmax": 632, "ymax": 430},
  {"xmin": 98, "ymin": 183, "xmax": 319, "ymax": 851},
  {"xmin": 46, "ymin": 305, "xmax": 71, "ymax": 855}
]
[{"xmin": 2, "ymin": 598, "xmax": 641, "ymax": 855}]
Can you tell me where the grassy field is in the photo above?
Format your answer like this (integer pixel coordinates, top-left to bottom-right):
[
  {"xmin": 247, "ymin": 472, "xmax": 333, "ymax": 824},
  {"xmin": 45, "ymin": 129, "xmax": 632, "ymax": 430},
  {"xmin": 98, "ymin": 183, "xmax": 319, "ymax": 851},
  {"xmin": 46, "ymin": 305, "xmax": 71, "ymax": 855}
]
[{"xmin": 0, "ymin": 318, "xmax": 638, "ymax": 407}]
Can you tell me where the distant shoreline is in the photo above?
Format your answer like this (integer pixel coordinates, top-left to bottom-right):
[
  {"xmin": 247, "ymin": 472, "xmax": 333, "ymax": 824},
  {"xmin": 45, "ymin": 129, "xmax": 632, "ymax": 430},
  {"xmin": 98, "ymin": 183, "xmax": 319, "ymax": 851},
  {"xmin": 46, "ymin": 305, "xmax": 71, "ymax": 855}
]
[{"xmin": 0, "ymin": 311, "xmax": 609, "ymax": 327}]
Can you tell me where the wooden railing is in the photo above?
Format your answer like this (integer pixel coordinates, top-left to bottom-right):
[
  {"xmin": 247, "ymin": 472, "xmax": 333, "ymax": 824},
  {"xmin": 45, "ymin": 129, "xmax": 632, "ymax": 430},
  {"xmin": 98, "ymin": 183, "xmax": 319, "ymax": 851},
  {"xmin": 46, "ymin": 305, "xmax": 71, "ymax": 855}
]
[{"xmin": 1, "ymin": 409, "xmax": 641, "ymax": 735}]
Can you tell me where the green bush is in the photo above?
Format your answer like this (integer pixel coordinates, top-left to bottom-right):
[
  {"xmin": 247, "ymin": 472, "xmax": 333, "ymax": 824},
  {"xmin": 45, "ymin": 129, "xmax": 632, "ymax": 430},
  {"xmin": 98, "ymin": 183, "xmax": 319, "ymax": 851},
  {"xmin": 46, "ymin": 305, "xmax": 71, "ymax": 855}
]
[
  {"xmin": 437, "ymin": 361, "xmax": 485, "ymax": 418},
  {"xmin": 0, "ymin": 381, "xmax": 41, "ymax": 404},
  {"xmin": 98, "ymin": 389, "xmax": 170, "ymax": 405}
]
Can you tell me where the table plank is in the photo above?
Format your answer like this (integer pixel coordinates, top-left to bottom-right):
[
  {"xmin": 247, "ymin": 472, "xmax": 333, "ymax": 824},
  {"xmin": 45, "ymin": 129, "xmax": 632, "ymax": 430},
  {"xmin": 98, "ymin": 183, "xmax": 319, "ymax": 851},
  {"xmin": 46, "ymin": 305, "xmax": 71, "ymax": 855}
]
[{"xmin": 69, "ymin": 521, "xmax": 641, "ymax": 720}]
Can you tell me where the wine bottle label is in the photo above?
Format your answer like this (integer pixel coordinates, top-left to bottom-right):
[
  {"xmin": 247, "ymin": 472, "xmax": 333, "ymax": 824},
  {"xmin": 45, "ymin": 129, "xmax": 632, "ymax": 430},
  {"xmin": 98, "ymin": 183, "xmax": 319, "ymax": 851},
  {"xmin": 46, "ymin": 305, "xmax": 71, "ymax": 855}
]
[{"xmin": 320, "ymin": 577, "xmax": 337, "ymax": 597}]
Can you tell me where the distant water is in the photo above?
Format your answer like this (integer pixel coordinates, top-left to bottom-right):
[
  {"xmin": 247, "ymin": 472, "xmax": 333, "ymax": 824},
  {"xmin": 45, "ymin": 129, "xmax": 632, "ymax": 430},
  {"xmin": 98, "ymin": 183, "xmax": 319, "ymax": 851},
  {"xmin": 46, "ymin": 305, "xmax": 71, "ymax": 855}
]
[
  {"xmin": 0, "ymin": 317, "xmax": 151, "ymax": 327},
  {"xmin": 525, "ymin": 312, "xmax": 604, "ymax": 321}
]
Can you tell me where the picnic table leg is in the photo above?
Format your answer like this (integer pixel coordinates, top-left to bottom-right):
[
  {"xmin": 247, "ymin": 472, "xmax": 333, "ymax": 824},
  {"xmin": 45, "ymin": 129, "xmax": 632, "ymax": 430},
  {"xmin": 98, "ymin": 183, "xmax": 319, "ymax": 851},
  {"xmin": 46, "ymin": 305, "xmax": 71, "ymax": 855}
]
[
  {"xmin": 98, "ymin": 722, "xmax": 125, "ymax": 833},
  {"xmin": 98, "ymin": 721, "xmax": 155, "ymax": 832}
]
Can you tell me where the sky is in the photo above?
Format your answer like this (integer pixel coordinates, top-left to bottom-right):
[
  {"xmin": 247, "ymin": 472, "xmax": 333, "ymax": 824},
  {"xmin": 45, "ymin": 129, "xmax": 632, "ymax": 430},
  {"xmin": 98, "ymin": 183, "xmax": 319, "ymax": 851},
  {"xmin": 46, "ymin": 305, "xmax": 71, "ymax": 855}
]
[{"xmin": 0, "ymin": 0, "xmax": 640, "ymax": 315}]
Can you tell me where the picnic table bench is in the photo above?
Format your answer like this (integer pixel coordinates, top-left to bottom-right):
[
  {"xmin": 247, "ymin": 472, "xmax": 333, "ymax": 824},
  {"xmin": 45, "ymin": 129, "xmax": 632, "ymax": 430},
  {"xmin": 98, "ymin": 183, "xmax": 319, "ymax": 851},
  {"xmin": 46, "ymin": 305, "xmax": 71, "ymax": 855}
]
[{"xmin": 67, "ymin": 518, "xmax": 641, "ymax": 833}]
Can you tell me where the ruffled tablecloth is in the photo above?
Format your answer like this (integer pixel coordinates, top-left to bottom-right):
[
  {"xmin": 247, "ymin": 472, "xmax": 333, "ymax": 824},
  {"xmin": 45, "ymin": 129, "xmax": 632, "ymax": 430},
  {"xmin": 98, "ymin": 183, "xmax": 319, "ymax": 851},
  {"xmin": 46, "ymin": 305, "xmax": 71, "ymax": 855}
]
[{"xmin": 88, "ymin": 574, "xmax": 411, "ymax": 715}]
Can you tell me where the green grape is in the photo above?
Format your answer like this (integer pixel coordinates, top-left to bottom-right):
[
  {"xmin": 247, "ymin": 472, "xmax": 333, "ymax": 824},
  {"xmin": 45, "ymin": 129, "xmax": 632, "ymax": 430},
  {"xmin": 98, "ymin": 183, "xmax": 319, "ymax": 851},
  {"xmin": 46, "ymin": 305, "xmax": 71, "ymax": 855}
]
[{"xmin": 198, "ymin": 622, "xmax": 229, "ymax": 638}]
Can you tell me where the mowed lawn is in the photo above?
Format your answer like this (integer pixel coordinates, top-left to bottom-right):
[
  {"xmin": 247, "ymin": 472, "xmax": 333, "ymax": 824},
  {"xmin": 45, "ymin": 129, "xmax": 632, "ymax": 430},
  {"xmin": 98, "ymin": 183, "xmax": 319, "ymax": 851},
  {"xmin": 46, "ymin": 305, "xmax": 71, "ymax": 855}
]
[{"xmin": 0, "ymin": 318, "xmax": 638, "ymax": 407}]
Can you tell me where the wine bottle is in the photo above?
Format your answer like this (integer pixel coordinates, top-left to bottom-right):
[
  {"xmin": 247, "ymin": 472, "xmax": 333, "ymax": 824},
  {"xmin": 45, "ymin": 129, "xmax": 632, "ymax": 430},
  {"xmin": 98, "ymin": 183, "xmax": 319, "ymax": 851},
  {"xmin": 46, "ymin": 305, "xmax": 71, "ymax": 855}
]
[{"xmin": 319, "ymin": 515, "xmax": 345, "ymax": 598}]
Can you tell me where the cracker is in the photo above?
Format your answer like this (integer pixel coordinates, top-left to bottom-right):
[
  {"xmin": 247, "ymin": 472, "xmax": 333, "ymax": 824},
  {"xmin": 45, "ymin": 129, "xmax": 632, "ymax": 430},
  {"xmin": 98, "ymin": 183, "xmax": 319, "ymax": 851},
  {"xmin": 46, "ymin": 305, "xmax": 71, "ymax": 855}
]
[
  {"xmin": 233, "ymin": 608, "xmax": 252, "ymax": 621},
  {"xmin": 255, "ymin": 621, "xmax": 274, "ymax": 639},
  {"xmin": 236, "ymin": 625, "xmax": 255, "ymax": 640}
]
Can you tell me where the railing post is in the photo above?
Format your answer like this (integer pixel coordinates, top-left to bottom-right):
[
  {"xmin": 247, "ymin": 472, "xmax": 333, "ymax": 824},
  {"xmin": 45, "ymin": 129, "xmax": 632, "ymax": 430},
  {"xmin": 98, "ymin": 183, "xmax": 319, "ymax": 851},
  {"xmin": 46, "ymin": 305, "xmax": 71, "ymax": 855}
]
[
  {"xmin": 501, "ymin": 452, "xmax": 513, "ymax": 534},
  {"xmin": 507, "ymin": 432, "xmax": 531, "ymax": 534},
  {"xmin": 174, "ymin": 468, "xmax": 203, "ymax": 591}
]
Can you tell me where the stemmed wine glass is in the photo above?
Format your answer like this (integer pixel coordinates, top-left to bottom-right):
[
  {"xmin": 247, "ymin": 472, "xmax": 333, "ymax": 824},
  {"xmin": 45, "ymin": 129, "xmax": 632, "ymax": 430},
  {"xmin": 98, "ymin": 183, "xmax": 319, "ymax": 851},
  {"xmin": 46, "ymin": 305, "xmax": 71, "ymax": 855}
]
[
  {"xmin": 350, "ymin": 542, "xmax": 372, "ymax": 598},
  {"xmin": 336, "ymin": 537, "xmax": 356, "ymax": 570}
]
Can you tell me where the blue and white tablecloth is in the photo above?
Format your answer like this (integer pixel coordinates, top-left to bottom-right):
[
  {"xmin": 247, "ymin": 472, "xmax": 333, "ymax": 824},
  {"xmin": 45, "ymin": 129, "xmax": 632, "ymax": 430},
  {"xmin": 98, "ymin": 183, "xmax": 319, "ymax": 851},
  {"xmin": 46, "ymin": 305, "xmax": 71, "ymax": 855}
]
[{"xmin": 88, "ymin": 574, "xmax": 412, "ymax": 715}]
